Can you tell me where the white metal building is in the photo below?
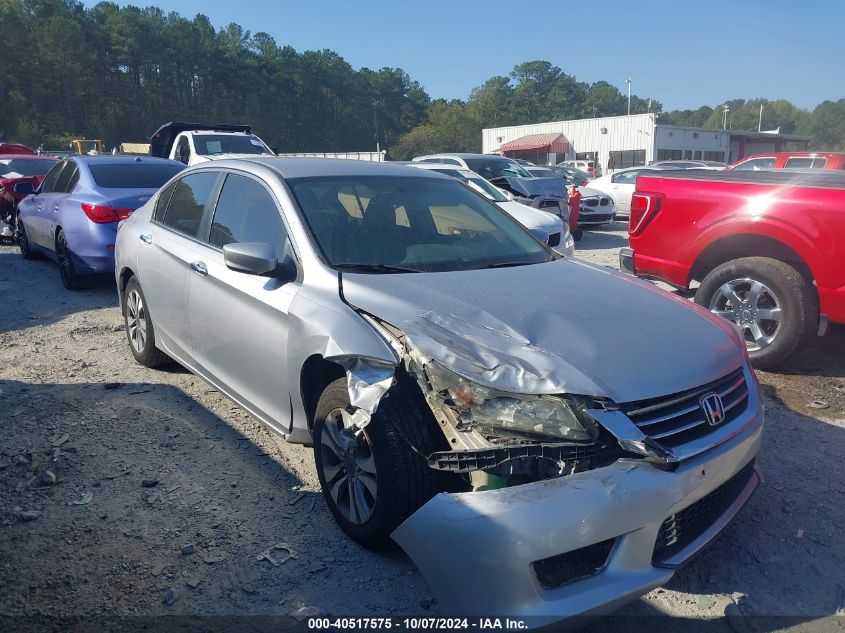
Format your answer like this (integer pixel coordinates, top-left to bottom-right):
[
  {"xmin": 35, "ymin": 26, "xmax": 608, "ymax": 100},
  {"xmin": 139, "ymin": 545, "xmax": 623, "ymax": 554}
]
[{"xmin": 484, "ymin": 114, "xmax": 731, "ymax": 173}]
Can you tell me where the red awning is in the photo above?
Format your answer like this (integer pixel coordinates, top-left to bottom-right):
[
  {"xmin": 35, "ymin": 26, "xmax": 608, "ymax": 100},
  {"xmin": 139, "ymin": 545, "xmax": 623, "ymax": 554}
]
[{"xmin": 499, "ymin": 133, "xmax": 569, "ymax": 154}]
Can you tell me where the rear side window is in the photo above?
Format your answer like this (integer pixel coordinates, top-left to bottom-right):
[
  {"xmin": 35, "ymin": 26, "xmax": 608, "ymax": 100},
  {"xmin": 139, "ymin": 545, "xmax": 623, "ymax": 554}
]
[
  {"xmin": 209, "ymin": 174, "xmax": 287, "ymax": 258},
  {"xmin": 160, "ymin": 172, "xmax": 219, "ymax": 239},
  {"xmin": 53, "ymin": 161, "xmax": 79, "ymax": 193},
  {"xmin": 90, "ymin": 163, "xmax": 185, "ymax": 188},
  {"xmin": 153, "ymin": 181, "xmax": 178, "ymax": 222},
  {"xmin": 784, "ymin": 157, "xmax": 813, "ymax": 168},
  {"xmin": 40, "ymin": 161, "xmax": 67, "ymax": 193}
]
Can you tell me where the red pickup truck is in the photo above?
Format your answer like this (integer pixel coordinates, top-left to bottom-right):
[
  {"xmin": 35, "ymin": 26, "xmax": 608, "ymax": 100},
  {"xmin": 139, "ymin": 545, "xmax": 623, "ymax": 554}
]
[{"xmin": 620, "ymin": 170, "xmax": 845, "ymax": 368}]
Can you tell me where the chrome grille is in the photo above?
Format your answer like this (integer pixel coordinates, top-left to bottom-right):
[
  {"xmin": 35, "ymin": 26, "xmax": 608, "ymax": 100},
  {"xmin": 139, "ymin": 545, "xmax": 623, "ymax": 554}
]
[
  {"xmin": 583, "ymin": 198, "xmax": 598, "ymax": 207},
  {"xmin": 599, "ymin": 198, "xmax": 610, "ymax": 206},
  {"xmin": 621, "ymin": 368, "xmax": 748, "ymax": 449}
]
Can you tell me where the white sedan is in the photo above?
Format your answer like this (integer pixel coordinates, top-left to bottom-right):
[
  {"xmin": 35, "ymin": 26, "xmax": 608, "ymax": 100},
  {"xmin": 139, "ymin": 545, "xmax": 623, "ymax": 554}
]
[{"xmin": 584, "ymin": 166, "xmax": 662, "ymax": 218}]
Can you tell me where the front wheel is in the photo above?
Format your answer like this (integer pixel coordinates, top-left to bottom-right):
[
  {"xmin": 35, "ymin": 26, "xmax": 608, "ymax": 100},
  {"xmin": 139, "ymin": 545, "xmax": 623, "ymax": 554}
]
[
  {"xmin": 313, "ymin": 377, "xmax": 447, "ymax": 549},
  {"xmin": 695, "ymin": 257, "xmax": 817, "ymax": 369}
]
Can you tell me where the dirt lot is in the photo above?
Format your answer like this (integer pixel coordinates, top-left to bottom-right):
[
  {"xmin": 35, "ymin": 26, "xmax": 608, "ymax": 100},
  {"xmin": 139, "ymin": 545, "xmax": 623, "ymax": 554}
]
[{"xmin": 1, "ymin": 224, "xmax": 844, "ymax": 631}]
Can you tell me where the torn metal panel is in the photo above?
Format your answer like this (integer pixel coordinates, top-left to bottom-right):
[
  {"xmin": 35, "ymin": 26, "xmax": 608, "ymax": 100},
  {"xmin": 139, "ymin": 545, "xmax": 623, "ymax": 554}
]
[
  {"xmin": 392, "ymin": 422, "xmax": 763, "ymax": 619},
  {"xmin": 327, "ymin": 355, "xmax": 396, "ymax": 417}
]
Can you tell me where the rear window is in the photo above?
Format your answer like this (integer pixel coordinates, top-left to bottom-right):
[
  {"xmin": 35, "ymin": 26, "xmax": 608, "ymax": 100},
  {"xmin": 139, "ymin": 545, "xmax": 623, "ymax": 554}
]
[
  {"xmin": 89, "ymin": 163, "xmax": 185, "ymax": 188},
  {"xmin": 0, "ymin": 158, "xmax": 59, "ymax": 177}
]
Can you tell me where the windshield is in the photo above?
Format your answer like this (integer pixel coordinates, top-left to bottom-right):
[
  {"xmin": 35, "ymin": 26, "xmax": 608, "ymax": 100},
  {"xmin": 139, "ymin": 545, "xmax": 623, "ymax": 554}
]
[
  {"xmin": 89, "ymin": 163, "xmax": 185, "ymax": 188},
  {"xmin": 0, "ymin": 158, "xmax": 59, "ymax": 178},
  {"xmin": 193, "ymin": 134, "xmax": 273, "ymax": 156},
  {"xmin": 289, "ymin": 176, "xmax": 550, "ymax": 273},
  {"xmin": 462, "ymin": 157, "xmax": 532, "ymax": 179},
  {"xmin": 427, "ymin": 168, "xmax": 509, "ymax": 202}
]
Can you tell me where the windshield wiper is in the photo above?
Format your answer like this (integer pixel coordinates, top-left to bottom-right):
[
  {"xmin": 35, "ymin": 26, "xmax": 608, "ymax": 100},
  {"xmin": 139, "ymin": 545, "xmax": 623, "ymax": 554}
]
[
  {"xmin": 335, "ymin": 263, "xmax": 423, "ymax": 274},
  {"xmin": 476, "ymin": 261, "xmax": 533, "ymax": 269}
]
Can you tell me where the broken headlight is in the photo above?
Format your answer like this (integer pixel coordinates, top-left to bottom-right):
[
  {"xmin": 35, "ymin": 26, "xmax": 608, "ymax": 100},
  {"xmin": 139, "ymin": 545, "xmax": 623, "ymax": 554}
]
[{"xmin": 426, "ymin": 361, "xmax": 599, "ymax": 442}]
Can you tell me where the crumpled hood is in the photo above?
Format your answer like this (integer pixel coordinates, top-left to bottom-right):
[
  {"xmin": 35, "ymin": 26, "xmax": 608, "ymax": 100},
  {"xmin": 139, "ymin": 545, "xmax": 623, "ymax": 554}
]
[
  {"xmin": 504, "ymin": 176, "xmax": 568, "ymax": 199},
  {"xmin": 578, "ymin": 186, "xmax": 609, "ymax": 199},
  {"xmin": 341, "ymin": 258, "xmax": 744, "ymax": 403}
]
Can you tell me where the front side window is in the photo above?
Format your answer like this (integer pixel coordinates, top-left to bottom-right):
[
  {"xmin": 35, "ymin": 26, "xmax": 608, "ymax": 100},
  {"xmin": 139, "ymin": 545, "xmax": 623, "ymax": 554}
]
[
  {"xmin": 289, "ymin": 176, "xmax": 549, "ymax": 273},
  {"xmin": 733, "ymin": 157, "xmax": 775, "ymax": 171},
  {"xmin": 175, "ymin": 137, "xmax": 192, "ymax": 165},
  {"xmin": 160, "ymin": 172, "xmax": 219, "ymax": 239},
  {"xmin": 209, "ymin": 174, "xmax": 288, "ymax": 258}
]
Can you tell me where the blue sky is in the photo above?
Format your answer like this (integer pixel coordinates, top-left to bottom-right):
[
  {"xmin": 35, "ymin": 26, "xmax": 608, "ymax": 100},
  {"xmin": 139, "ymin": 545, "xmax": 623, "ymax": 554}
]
[{"xmin": 84, "ymin": 0, "xmax": 844, "ymax": 111}]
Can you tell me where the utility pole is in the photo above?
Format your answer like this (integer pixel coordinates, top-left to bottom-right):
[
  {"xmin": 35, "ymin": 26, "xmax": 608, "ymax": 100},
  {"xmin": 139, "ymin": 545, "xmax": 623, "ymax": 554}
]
[
  {"xmin": 723, "ymin": 104, "xmax": 730, "ymax": 130},
  {"xmin": 758, "ymin": 103, "xmax": 763, "ymax": 132},
  {"xmin": 626, "ymin": 78, "xmax": 632, "ymax": 116}
]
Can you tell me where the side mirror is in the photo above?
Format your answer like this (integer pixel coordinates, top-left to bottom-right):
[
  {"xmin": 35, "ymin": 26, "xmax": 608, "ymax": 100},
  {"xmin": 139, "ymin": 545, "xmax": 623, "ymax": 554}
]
[
  {"xmin": 223, "ymin": 242, "xmax": 278, "ymax": 275},
  {"xmin": 13, "ymin": 182, "xmax": 35, "ymax": 196}
]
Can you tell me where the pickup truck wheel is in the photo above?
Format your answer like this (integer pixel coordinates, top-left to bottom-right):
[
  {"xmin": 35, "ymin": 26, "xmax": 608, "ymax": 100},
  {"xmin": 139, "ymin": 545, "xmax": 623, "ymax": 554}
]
[
  {"xmin": 695, "ymin": 257, "xmax": 816, "ymax": 369},
  {"xmin": 313, "ymin": 377, "xmax": 446, "ymax": 550}
]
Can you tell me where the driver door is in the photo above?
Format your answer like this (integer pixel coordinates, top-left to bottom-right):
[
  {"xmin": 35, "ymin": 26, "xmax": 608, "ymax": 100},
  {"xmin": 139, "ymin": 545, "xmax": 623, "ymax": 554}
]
[{"xmin": 187, "ymin": 172, "xmax": 300, "ymax": 434}]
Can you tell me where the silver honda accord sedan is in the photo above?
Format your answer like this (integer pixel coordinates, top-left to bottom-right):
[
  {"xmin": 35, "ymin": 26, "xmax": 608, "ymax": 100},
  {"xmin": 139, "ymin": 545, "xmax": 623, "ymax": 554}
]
[{"xmin": 114, "ymin": 158, "xmax": 763, "ymax": 622}]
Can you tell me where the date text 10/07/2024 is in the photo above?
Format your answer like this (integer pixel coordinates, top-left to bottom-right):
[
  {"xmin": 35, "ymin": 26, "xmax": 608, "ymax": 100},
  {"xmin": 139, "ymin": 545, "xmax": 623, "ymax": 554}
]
[{"xmin": 307, "ymin": 618, "xmax": 529, "ymax": 630}]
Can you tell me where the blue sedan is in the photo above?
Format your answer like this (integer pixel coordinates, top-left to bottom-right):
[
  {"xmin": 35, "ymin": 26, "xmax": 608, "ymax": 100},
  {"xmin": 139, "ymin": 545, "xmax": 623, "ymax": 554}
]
[{"xmin": 16, "ymin": 156, "xmax": 184, "ymax": 289}]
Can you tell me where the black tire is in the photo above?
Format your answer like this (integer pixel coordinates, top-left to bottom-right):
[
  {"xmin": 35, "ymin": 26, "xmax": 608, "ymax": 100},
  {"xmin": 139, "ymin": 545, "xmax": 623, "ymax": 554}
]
[
  {"xmin": 313, "ymin": 377, "xmax": 447, "ymax": 549},
  {"xmin": 122, "ymin": 276, "xmax": 171, "ymax": 368},
  {"xmin": 695, "ymin": 257, "xmax": 817, "ymax": 369},
  {"xmin": 56, "ymin": 229, "xmax": 91, "ymax": 290},
  {"xmin": 17, "ymin": 221, "xmax": 39, "ymax": 260}
]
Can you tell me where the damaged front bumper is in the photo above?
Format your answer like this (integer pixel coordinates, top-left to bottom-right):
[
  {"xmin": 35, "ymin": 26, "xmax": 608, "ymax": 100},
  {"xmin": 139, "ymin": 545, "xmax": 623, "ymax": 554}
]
[{"xmin": 392, "ymin": 408, "xmax": 762, "ymax": 622}]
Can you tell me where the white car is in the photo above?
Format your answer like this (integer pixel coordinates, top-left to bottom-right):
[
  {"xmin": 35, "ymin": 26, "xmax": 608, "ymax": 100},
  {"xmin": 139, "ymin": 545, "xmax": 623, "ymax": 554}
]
[
  {"xmin": 582, "ymin": 166, "xmax": 662, "ymax": 218},
  {"xmin": 408, "ymin": 163, "xmax": 574, "ymax": 255},
  {"xmin": 559, "ymin": 159, "xmax": 599, "ymax": 177}
]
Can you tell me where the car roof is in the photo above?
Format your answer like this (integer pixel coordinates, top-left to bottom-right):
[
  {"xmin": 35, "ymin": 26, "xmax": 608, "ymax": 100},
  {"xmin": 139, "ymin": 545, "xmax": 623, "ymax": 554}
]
[
  {"xmin": 0, "ymin": 154, "xmax": 58, "ymax": 160},
  {"xmin": 415, "ymin": 153, "xmax": 514, "ymax": 160},
  {"xmin": 191, "ymin": 157, "xmax": 452, "ymax": 180},
  {"xmin": 69, "ymin": 155, "xmax": 182, "ymax": 166}
]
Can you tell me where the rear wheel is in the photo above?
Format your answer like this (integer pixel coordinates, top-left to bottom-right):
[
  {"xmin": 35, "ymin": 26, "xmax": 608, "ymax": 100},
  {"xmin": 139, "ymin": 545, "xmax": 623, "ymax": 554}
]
[
  {"xmin": 313, "ymin": 377, "xmax": 447, "ymax": 549},
  {"xmin": 122, "ymin": 276, "xmax": 171, "ymax": 368},
  {"xmin": 56, "ymin": 229, "xmax": 91, "ymax": 290},
  {"xmin": 17, "ymin": 221, "xmax": 39, "ymax": 260},
  {"xmin": 695, "ymin": 257, "xmax": 816, "ymax": 369}
]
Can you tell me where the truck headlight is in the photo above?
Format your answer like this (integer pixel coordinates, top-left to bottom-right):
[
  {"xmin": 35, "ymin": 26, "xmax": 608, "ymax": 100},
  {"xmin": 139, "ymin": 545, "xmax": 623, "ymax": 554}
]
[{"xmin": 426, "ymin": 361, "xmax": 599, "ymax": 441}]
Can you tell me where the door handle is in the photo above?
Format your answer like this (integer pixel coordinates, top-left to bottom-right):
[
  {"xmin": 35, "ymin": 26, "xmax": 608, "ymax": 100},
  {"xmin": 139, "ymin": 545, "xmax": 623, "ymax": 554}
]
[
  {"xmin": 139, "ymin": 233, "xmax": 152, "ymax": 244},
  {"xmin": 190, "ymin": 261, "xmax": 208, "ymax": 276}
]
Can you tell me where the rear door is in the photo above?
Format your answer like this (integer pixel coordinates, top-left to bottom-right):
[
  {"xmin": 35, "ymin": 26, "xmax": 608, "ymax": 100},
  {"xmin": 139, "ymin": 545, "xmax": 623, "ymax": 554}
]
[
  {"xmin": 50, "ymin": 161, "xmax": 81, "ymax": 244},
  {"xmin": 186, "ymin": 171, "xmax": 300, "ymax": 434},
  {"xmin": 608, "ymin": 169, "xmax": 645, "ymax": 214},
  {"xmin": 137, "ymin": 170, "xmax": 221, "ymax": 361},
  {"xmin": 27, "ymin": 160, "xmax": 67, "ymax": 248}
]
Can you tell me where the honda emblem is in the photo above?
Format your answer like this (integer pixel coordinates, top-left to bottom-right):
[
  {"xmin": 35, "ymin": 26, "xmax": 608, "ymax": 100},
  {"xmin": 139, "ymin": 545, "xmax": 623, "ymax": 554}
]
[{"xmin": 700, "ymin": 393, "xmax": 726, "ymax": 426}]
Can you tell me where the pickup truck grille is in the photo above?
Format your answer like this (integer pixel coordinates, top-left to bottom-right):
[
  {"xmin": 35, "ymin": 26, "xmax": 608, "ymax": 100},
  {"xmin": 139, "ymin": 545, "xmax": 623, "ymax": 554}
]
[{"xmin": 621, "ymin": 368, "xmax": 748, "ymax": 450}]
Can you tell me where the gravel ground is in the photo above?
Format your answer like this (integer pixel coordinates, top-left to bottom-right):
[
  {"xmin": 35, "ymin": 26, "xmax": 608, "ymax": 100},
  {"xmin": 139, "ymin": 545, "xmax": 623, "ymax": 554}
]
[{"xmin": 1, "ymin": 224, "xmax": 844, "ymax": 631}]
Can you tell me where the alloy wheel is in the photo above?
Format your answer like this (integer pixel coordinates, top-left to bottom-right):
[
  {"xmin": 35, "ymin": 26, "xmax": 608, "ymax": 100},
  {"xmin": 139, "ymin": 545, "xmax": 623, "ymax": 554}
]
[
  {"xmin": 708, "ymin": 277, "xmax": 783, "ymax": 351},
  {"xmin": 319, "ymin": 408, "xmax": 378, "ymax": 525},
  {"xmin": 126, "ymin": 289, "xmax": 147, "ymax": 353}
]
